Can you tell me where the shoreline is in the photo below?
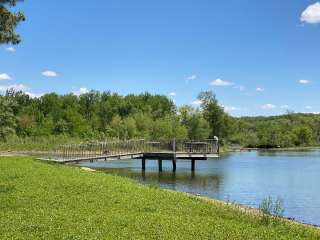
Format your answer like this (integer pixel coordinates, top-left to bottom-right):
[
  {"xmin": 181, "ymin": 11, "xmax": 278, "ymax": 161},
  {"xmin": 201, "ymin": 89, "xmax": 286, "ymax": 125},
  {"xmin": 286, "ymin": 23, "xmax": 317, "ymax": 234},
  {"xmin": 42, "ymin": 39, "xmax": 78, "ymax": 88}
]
[
  {"xmin": 222, "ymin": 146, "xmax": 320, "ymax": 153},
  {"xmin": 181, "ymin": 191, "xmax": 320, "ymax": 229},
  {"xmin": 1, "ymin": 150, "xmax": 320, "ymax": 229},
  {"xmin": 79, "ymin": 165, "xmax": 320, "ymax": 229}
]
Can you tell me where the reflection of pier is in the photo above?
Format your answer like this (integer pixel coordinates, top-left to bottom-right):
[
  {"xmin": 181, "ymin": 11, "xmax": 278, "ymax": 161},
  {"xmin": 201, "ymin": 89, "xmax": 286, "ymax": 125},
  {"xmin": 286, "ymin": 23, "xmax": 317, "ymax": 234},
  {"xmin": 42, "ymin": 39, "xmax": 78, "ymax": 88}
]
[
  {"xmin": 45, "ymin": 139, "xmax": 219, "ymax": 172},
  {"xmin": 107, "ymin": 168, "xmax": 224, "ymax": 193}
]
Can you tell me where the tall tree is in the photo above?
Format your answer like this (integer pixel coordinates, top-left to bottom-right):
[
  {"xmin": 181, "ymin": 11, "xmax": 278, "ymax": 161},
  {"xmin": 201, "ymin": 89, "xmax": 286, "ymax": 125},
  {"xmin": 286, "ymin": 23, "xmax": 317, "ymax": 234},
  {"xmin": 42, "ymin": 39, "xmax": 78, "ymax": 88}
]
[
  {"xmin": 0, "ymin": 0, "xmax": 25, "ymax": 44},
  {"xmin": 198, "ymin": 91, "xmax": 231, "ymax": 138},
  {"xmin": 179, "ymin": 105, "xmax": 210, "ymax": 140}
]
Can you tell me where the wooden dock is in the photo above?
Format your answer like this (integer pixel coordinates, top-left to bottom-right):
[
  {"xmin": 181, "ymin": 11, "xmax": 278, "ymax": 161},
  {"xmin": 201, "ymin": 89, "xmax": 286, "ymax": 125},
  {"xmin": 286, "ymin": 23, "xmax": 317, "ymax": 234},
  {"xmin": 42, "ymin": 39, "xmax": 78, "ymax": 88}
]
[{"xmin": 44, "ymin": 139, "xmax": 219, "ymax": 172}]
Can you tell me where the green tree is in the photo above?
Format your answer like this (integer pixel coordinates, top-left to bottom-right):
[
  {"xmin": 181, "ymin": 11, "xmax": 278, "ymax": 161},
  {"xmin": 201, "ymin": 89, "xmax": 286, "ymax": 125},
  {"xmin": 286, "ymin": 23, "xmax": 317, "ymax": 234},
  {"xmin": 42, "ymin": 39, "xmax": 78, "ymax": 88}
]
[
  {"xmin": 54, "ymin": 119, "xmax": 69, "ymax": 135},
  {"xmin": 151, "ymin": 116, "xmax": 187, "ymax": 140},
  {"xmin": 133, "ymin": 112, "xmax": 153, "ymax": 138},
  {"xmin": 0, "ymin": 0, "xmax": 25, "ymax": 44},
  {"xmin": 108, "ymin": 115, "xmax": 124, "ymax": 139},
  {"xmin": 187, "ymin": 115, "xmax": 210, "ymax": 140},
  {"xmin": 61, "ymin": 109, "xmax": 87, "ymax": 137},
  {"xmin": 198, "ymin": 91, "xmax": 230, "ymax": 139},
  {"xmin": 294, "ymin": 126, "xmax": 314, "ymax": 146},
  {"xmin": 0, "ymin": 97, "xmax": 16, "ymax": 140},
  {"xmin": 179, "ymin": 105, "xmax": 210, "ymax": 140},
  {"xmin": 79, "ymin": 91, "xmax": 100, "ymax": 121},
  {"xmin": 16, "ymin": 113, "xmax": 35, "ymax": 137},
  {"xmin": 122, "ymin": 117, "xmax": 137, "ymax": 139}
]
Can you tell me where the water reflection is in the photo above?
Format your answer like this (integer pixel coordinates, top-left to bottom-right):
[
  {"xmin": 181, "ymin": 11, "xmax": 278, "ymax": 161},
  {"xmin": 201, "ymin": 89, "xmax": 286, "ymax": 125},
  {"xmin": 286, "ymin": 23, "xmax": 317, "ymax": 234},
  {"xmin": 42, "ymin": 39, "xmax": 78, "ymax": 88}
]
[
  {"xmin": 103, "ymin": 168, "xmax": 224, "ymax": 194},
  {"xmin": 82, "ymin": 150, "xmax": 320, "ymax": 225}
]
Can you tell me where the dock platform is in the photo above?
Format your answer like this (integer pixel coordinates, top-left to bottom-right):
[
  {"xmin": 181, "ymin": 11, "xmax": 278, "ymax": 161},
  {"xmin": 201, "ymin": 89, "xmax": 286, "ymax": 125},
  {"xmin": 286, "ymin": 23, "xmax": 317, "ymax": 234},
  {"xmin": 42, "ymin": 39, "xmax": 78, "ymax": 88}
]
[{"xmin": 43, "ymin": 139, "xmax": 219, "ymax": 172}]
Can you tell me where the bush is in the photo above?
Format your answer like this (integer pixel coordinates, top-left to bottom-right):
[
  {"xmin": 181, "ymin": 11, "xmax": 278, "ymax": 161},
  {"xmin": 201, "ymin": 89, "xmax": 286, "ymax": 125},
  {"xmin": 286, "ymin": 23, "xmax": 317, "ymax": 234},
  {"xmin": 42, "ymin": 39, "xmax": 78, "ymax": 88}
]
[{"xmin": 259, "ymin": 196, "xmax": 285, "ymax": 225}]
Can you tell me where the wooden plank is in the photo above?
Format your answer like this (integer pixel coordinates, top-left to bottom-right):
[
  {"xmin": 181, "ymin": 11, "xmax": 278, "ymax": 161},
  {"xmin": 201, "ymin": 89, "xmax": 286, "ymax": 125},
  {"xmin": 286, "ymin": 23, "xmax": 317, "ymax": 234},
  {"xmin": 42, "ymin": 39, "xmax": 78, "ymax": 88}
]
[{"xmin": 57, "ymin": 152, "xmax": 144, "ymax": 164}]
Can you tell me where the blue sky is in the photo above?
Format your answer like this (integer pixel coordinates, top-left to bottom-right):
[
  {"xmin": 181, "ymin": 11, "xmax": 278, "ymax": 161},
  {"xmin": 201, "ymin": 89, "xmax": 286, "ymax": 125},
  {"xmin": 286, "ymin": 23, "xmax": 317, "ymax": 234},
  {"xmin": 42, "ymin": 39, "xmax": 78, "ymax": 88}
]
[{"xmin": 1, "ymin": 0, "xmax": 320, "ymax": 116}]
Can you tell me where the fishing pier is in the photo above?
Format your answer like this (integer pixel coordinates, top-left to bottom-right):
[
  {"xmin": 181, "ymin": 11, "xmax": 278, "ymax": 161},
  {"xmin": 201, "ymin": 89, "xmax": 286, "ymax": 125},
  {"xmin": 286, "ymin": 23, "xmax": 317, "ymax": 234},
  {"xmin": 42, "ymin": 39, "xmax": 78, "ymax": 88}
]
[{"xmin": 46, "ymin": 139, "xmax": 219, "ymax": 172}]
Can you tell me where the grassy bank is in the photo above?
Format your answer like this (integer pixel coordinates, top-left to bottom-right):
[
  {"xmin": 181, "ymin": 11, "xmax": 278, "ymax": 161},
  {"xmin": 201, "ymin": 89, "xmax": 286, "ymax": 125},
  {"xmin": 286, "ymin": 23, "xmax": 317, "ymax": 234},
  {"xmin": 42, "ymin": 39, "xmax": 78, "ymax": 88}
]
[
  {"xmin": 0, "ymin": 135, "xmax": 82, "ymax": 152},
  {"xmin": 0, "ymin": 157, "xmax": 319, "ymax": 239}
]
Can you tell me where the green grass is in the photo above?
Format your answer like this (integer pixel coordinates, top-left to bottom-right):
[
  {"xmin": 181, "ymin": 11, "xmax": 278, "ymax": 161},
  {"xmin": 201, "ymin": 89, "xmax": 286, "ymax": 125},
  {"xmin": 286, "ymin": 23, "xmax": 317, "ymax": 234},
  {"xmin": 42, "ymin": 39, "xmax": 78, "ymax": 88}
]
[
  {"xmin": 0, "ymin": 157, "xmax": 319, "ymax": 239},
  {"xmin": 0, "ymin": 135, "xmax": 81, "ymax": 151}
]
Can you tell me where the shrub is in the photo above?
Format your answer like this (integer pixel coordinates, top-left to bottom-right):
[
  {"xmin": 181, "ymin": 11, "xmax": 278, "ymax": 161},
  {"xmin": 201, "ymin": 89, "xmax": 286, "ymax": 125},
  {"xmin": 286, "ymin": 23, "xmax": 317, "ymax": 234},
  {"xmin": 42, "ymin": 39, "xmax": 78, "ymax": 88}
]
[{"xmin": 259, "ymin": 196, "xmax": 285, "ymax": 225}]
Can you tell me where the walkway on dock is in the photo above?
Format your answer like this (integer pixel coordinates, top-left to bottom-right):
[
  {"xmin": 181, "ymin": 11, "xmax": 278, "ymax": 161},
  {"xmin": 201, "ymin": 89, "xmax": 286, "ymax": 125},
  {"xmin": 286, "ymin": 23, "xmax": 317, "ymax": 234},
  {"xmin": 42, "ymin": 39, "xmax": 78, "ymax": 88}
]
[{"xmin": 46, "ymin": 139, "xmax": 219, "ymax": 172}]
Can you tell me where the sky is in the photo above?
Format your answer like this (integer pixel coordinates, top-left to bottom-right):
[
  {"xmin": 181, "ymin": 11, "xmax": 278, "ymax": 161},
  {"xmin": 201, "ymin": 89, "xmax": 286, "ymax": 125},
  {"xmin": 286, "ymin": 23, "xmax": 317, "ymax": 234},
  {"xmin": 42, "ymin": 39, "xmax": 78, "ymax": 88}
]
[{"xmin": 1, "ymin": 0, "xmax": 320, "ymax": 116}]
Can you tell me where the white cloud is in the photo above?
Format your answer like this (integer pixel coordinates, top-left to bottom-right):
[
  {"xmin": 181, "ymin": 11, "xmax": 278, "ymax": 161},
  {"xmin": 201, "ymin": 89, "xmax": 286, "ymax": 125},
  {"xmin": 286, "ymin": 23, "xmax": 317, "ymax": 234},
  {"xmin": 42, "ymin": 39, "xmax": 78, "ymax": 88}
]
[
  {"xmin": 6, "ymin": 47, "xmax": 16, "ymax": 52},
  {"xmin": 299, "ymin": 79, "xmax": 311, "ymax": 84},
  {"xmin": 305, "ymin": 105, "xmax": 313, "ymax": 109},
  {"xmin": 25, "ymin": 91, "xmax": 44, "ymax": 98},
  {"xmin": 74, "ymin": 87, "xmax": 89, "ymax": 96},
  {"xmin": 187, "ymin": 75, "xmax": 197, "ymax": 80},
  {"xmin": 262, "ymin": 104, "xmax": 277, "ymax": 109},
  {"xmin": 0, "ymin": 84, "xmax": 29, "ymax": 92},
  {"xmin": 169, "ymin": 92, "xmax": 176, "ymax": 97},
  {"xmin": 210, "ymin": 78, "xmax": 234, "ymax": 86},
  {"xmin": 301, "ymin": 2, "xmax": 320, "ymax": 24},
  {"xmin": 192, "ymin": 100, "xmax": 202, "ymax": 105},
  {"xmin": 42, "ymin": 70, "xmax": 57, "ymax": 78},
  {"xmin": 256, "ymin": 87, "xmax": 264, "ymax": 92},
  {"xmin": 223, "ymin": 106, "xmax": 241, "ymax": 112},
  {"xmin": 0, "ymin": 73, "xmax": 11, "ymax": 81},
  {"xmin": 280, "ymin": 105, "xmax": 290, "ymax": 109},
  {"xmin": 301, "ymin": 110, "xmax": 320, "ymax": 114}
]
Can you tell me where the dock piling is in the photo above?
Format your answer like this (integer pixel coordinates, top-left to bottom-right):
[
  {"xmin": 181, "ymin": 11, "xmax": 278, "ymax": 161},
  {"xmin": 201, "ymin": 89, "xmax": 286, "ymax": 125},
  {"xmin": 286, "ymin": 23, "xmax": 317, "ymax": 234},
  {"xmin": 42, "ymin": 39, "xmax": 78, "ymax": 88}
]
[
  {"xmin": 158, "ymin": 159, "xmax": 163, "ymax": 172},
  {"xmin": 172, "ymin": 159, "xmax": 176, "ymax": 172},
  {"xmin": 172, "ymin": 138, "xmax": 177, "ymax": 172},
  {"xmin": 142, "ymin": 157, "xmax": 146, "ymax": 171},
  {"xmin": 191, "ymin": 159, "xmax": 195, "ymax": 172}
]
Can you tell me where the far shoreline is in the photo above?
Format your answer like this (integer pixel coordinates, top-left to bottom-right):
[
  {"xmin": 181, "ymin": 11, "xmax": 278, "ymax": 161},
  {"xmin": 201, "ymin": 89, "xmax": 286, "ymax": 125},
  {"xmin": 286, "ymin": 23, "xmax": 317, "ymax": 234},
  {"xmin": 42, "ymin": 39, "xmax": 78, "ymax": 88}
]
[{"xmin": 224, "ymin": 146, "xmax": 320, "ymax": 153}]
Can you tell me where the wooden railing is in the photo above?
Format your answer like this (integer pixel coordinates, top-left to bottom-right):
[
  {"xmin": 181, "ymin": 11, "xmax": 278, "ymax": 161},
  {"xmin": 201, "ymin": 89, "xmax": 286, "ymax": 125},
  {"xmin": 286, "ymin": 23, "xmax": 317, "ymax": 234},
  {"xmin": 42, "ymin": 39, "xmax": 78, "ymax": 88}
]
[{"xmin": 49, "ymin": 139, "xmax": 219, "ymax": 161}]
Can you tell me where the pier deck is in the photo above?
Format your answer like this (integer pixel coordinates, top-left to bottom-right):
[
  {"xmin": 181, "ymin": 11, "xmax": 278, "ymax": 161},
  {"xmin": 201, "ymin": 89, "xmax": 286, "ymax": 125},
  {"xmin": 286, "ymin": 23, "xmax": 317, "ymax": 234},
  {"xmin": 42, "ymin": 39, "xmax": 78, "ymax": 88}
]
[{"xmin": 43, "ymin": 139, "xmax": 219, "ymax": 171}]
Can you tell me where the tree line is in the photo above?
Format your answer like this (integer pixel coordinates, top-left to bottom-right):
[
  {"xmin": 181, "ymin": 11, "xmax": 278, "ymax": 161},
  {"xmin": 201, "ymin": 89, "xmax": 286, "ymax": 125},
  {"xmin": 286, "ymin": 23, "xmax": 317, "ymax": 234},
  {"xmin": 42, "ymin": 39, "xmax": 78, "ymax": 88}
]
[
  {"xmin": 230, "ymin": 113, "xmax": 319, "ymax": 148},
  {"xmin": 1, "ymin": 89, "xmax": 319, "ymax": 148},
  {"xmin": 0, "ymin": 90, "xmax": 228, "ymax": 142}
]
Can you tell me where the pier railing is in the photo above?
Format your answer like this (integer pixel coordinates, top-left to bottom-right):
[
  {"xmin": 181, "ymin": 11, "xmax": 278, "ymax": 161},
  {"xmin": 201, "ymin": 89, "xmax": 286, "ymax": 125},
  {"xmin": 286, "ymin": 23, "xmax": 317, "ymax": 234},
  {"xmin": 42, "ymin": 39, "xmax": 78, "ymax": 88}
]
[{"xmin": 49, "ymin": 139, "xmax": 219, "ymax": 161}]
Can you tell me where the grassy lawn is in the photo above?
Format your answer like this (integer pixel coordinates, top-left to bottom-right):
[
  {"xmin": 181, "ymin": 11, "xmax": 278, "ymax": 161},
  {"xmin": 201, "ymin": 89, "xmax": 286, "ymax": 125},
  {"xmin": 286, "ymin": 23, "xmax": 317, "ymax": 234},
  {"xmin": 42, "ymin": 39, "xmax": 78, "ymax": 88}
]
[
  {"xmin": 0, "ymin": 157, "xmax": 319, "ymax": 239},
  {"xmin": 0, "ymin": 136, "xmax": 82, "ymax": 152}
]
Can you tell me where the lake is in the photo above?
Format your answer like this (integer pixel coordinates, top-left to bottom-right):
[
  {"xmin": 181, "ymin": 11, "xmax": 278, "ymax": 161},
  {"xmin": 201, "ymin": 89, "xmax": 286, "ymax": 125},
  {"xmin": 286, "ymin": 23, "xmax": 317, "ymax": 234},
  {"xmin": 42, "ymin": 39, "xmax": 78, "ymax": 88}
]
[{"xmin": 81, "ymin": 149, "xmax": 320, "ymax": 225}]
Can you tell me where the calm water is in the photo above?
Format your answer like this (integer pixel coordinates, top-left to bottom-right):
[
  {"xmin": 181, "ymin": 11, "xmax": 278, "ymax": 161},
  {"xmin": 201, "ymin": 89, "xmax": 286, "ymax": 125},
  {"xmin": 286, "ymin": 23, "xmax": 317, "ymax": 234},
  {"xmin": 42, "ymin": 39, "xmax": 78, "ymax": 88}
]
[{"xmin": 81, "ymin": 150, "xmax": 320, "ymax": 225}]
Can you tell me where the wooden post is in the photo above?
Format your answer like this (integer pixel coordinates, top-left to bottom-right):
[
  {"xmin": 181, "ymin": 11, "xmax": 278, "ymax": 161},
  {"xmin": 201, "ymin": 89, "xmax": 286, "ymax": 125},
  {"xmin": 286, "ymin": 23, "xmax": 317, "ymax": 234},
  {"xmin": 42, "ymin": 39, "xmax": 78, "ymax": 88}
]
[
  {"xmin": 191, "ymin": 159, "xmax": 195, "ymax": 172},
  {"xmin": 142, "ymin": 157, "xmax": 146, "ymax": 171},
  {"xmin": 172, "ymin": 159, "xmax": 176, "ymax": 172},
  {"xmin": 173, "ymin": 138, "xmax": 176, "ymax": 172},
  {"xmin": 158, "ymin": 159, "xmax": 163, "ymax": 172}
]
